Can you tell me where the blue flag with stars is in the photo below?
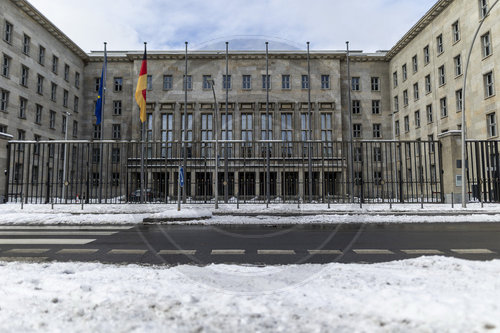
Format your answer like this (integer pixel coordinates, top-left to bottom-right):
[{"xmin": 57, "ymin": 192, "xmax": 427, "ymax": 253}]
[{"xmin": 94, "ymin": 50, "xmax": 107, "ymax": 125}]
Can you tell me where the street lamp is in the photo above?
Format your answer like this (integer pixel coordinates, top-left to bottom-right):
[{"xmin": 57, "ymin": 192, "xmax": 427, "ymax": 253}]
[
  {"xmin": 62, "ymin": 111, "xmax": 71, "ymax": 202},
  {"xmin": 461, "ymin": 0, "xmax": 499, "ymax": 208},
  {"xmin": 207, "ymin": 79, "xmax": 219, "ymax": 209}
]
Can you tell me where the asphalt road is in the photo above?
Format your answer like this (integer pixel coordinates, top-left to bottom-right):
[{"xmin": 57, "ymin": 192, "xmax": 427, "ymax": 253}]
[{"xmin": 0, "ymin": 222, "xmax": 499, "ymax": 265}]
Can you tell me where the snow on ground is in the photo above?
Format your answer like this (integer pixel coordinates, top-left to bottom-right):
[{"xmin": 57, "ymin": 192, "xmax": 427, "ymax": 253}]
[
  {"xmin": 0, "ymin": 257, "xmax": 498, "ymax": 332},
  {"xmin": 0, "ymin": 202, "xmax": 500, "ymax": 225}
]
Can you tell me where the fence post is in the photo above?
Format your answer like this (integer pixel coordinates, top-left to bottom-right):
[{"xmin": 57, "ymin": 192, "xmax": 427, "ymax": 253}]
[
  {"xmin": 237, "ymin": 191, "xmax": 239, "ymax": 210},
  {"xmin": 4, "ymin": 142, "xmax": 11, "ymax": 203},
  {"xmin": 451, "ymin": 192, "xmax": 454, "ymax": 208}
]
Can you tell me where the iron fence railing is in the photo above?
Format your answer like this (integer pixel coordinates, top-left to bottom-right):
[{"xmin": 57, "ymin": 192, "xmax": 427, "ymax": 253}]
[
  {"xmin": 466, "ymin": 140, "xmax": 500, "ymax": 203},
  {"xmin": 5, "ymin": 140, "xmax": 442, "ymax": 204}
]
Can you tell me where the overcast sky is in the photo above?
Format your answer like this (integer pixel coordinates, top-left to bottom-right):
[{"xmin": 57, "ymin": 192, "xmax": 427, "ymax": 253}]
[{"xmin": 28, "ymin": 0, "xmax": 438, "ymax": 53}]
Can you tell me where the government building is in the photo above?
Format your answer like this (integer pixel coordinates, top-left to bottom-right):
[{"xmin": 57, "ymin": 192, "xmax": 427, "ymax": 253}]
[{"xmin": 1, "ymin": 0, "xmax": 499, "ymax": 204}]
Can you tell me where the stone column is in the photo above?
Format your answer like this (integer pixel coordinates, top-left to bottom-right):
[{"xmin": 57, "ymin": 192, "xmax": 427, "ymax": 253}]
[
  {"xmin": 438, "ymin": 131, "xmax": 462, "ymax": 203},
  {"xmin": 0, "ymin": 133, "xmax": 13, "ymax": 203}
]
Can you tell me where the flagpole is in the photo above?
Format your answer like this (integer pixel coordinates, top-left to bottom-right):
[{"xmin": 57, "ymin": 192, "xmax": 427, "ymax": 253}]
[
  {"xmin": 307, "ymin": 42, "xmax": 312, "ymax": 203},
  {"xmin": 99, "ymin": 42, "xmax": 107, "ymax": 203},
  {"xmin": 140, "ymin": 42, "xmax": 147, "ymax": 204},
  {"xmin": 265, "ymin": 42, "xmax": 270, "ymax": 208},
  {"xmin": 182, "ymin": 41, "xmax": 188, "ymax": 206},
  {"xmin": 346, "ymin": 41, "xmax": 354, "ymax": 203},
  {"xmin": 224, "ymin": 41, "xmax": 229, "ymax": 204}
]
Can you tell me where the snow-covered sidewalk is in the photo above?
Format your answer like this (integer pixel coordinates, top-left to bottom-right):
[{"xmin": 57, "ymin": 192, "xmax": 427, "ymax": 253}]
[
  {"xmin": 0, "ymin": 257, "xmax": 498, "ymax": 332},
  {"xmin": 1, "ymin": 202, "xmax": 500, "ymax": 225}
]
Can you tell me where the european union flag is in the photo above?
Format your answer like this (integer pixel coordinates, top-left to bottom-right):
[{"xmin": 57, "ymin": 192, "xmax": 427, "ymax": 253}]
[{"xmin": 95, "ymin": 51, "xmax": 107, "ymax": 125}]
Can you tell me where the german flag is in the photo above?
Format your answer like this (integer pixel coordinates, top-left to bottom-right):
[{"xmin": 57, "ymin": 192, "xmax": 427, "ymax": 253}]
[{"xmin": 135, "ymin": 44, "xmax": 147, "ymax": 123}]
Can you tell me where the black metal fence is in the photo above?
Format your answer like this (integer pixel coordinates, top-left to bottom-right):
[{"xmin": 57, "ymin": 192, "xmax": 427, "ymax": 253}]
[
  {"xmin": 5, "ymin": 140, "xmax": 443, "ymax": 204},
  {"xmin": 466, "ymin": 140, "xmax": 500, "ymax": 202}
]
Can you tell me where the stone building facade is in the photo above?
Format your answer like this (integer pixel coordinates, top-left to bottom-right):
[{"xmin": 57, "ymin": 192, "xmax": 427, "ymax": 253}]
[{"xmin": 0, "ymin": 0, "xmax": 498, "ymax": 202}]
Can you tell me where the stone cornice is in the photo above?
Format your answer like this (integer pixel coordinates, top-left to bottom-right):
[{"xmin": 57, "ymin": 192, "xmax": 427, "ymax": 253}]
[
  {"xmin": 10, "ymin": 0, "xmax": 89, "ymax": 62},
  {"xmin": 386, "ymin": 0, "xmax": 454, "ymax": 60}
]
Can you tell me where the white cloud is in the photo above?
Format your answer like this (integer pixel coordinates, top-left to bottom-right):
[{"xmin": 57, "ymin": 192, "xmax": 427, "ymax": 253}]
[{"xmin": 28, "ymin": 0, "xmax": 437, "ymax": 52}]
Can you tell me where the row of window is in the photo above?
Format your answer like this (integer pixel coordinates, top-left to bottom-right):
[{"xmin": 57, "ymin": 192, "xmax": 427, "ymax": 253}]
[
  {"xmin": 393, "ymin": 30, "xmax": 492, "ymax": 89},
  {"xmin": 100, "ymin": 74, "xmax": 381, "ymax": 93},
  {"xmin": 3, "ymin": 20, "xmax": 81, "ymax": 88}
]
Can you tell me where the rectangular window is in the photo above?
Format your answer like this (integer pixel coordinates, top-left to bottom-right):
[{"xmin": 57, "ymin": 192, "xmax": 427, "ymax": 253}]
[
  {"xmin": 482, "ymin": 32, "xmax": 492, "ymax": 57},
  {"xmin": 353, "ymin": 124, "xmax": 361, "ymax": 138},
  {"xmin": 4, "ymin": 21, "xmax": 13, "ymax": 43},
  {"xmin": 282, "ymin": 75, "xmax": 290, "ymax": 89},
  {"xmin": 0, "ymin": 89, "xmax": 9, "ymax": 111},
  {"xmin": 183, "ymin": 75, "xmax": 192, "ymax": 90},
  {"xmin": 372, "ymin": 124, "xmax": 381, "ymax": 138},
  {"xmin": 301, "ymin": 113, "xmax": 311, "ymax": 141},
  {"xmin": 93, "ymin": 124, "xmax": 101, "ymax": 139},
  {"xmin": 425, "ymin": 75, "xmax": 432, "ymax": 93},
  {"xmin": 35, "ymin": 104, "xmax": 42, "ymax": 124},
  {"xmin": 371, "ymin": 77, "xmax": 380, "ymax": 91},
  {"xmin": 37, "ymin": 75, "xmax": 44, "ymax": 94},
  {"xmin": 321, "ymin": 113, "xmax": 333, "ymax": 142},
  {"xmin": 402, "ymin": 64, "xmax": 407, "ymax": 81},
  {"xmin": 52, "ymin": 56, "xmax": 58, "ymax": 74},
  {"xmin": 454, "ymin": 55, "xmax": 462, "ymax": 76},
  {"xmin": 438, "ymin": 65, "xmax": 446, "ymax": 85},
  {"xmin": 49, "ymin": 110, "xmax": 56, "ymax": 129},
  {"xmin": 111, "ymin": 172, "xmax": 120, "ymax": 186},
  {"xmin": 181, "ymin": 113, "xmax": 193, "ymax": 143},
  {"xmin": 114, "ymin": 77, "xmax": 123, "ymax": 92},
  {"xmin": 163, "ymin": 75, "xmax": 173, "ymax": 90},
  {"xmin": 440, "ymin": 97, "xmax": 448, "ymax": 117},
  {"xmin": 395, "ymin": 120, "xmax": 400, "ymax": 136},
  {"xmin": 262, "ymin": 75, "xmax": 271, "ymax": 89},
  {"xmin": 352, "ymin": 100, "xmax": 361, "ymax": 114},
  {"xmin": 221, "ymin": 113, "xmax": 233, "ymax": 156},
  {"xmin": 111, "ymin": 148, "xmax": 121, "ymax": 164},
  {"xmin": 281, "ymin": 113, "xmax": 293, "ymax": 141},
  {"xmin": 321, "ymin": 75, "xmax": 330, "ymax": 89},
  {"xmin": 113, "ymin": 100, "xmax": 122, "ymax": 115},
  {"xmin": 456, "ymin": 89, "xmax": 463, "ymax": 112},
  {"xmin": 112, "ymin": 124, "xmax": 121, "ymax": 139},
  {"xmin": 73, "ymin": 121, "xmax": 78, "ymax": 137},
  {"xmin": 202, "ymin": 75, "xmax": 212, "ymax": 89},
  {"xmin": 38, "ymin": 46, "xmax": 45, "ymax": 65},
  {"xmin": 423, "ymin": 45, "xmax": 430, "ymax": 64},
  {"xmin": 452, "ymin": 21, "xmax": 461, "ymax": 43},
  {"xmin": 393, "ymin": 96, "xmax": 399, "ymax": 112},
  {"xmin": 73, "ymin": 96, "xmax": 79, "ymax": 113},
  {"xmin": 351, "ymin": 77, "xmax": 360, "ymax": 91},
  {"xmin": 23, "ymin": 34, "xmax": 30, "ymax": 55},
  {"xmin": 63, "ymin": 89, "xmax": 68, "ymax": 107},
  {"xmin": 18, "ymin": 129, "xmax": 25, "ymax": 141},
  {"xmin": 64, "ymin": 64, "xmax": 70, "ymax": 81},
  {"xmin": 241, "ymin": 113, "xmax": 253, "ymax": 155},
  {"xmin": 75, "ymin": 72, "xmax": 80, "ymax": 89},
  {"xmin": 95, "ymin": 77, "xmax": 100, "ymax": 92},
  {"xmin": 484, "ymin": 71, "xmax": 495, "ymax": 98},
  {"xmin": 301, "ymin": 75, "xmax": 309, "ymax": 89},
  {"xmin": 354, "ymin": 147, "xmax": 362, "ymax": 162},
  {"xmin": 201, "ymin": 113, "xmax": 213, "ymax": 157},
  {"xmin": 412, "ymin": 55, "xmax": 418, "ymax": 73},
  {"xmin": 261, "ymin": 113, "xmax": 273, "ymax": 140},
  {"xmin": 427, "ymin": 104, "xmax": 433, "ymax": 123},
  {"xmin": 404, "ymin": 116, "xmax": 410, "ymax": 132},
  {"xmin": 393, "ymin": 71, "xmax": 398, "ymax": 88},
  {"xmin": 20, "ymin": 65, "xmax": 29, "ymax": 87},
  {"xmin": 62, "ymin": 114, "xmax": 67, "ymax": 134},
  {"xmin": 415, "ymin": 110, "xmax": 420, "ymax": 128},
  {"xmin": 0, "ymin": 124, "xmax": 6, "ymax": 133},
  {"xmin": 480, "ymin": 0, "xmax": 489, "ymax": 18},
  {"xmin": 437, "ymin": 34, "xmax": 444, "ymax": 54},
  {"xmin": 372, "ymin": 100, "xmax": 380, "ymax": 114},
  {"xmin": 413, "ymin": 83, "xmax": 419, "ymax": 100},
  {"xmin": 242, "ymin": 75, "xmax": 251, "ymax": 90},
  {"xmin": 161, "ymin": 113, "xmax": 173, "ymax": 158},
  {"xmin": 373, "ymin": 147, "xmax": 382, "ymax": 162},
  {"xmin": 223, "ymin": 75, "xmax": 231, "ymax": 90},
  {"xmin": 2, "ymin": 54, "xmax": 10, "ymax": 77},
  {"xmin": 403, "ymin": 90, "xmax": 409, "ymax": 106},
  {"xmin": 487, "ymin": 112, "xmax": 497, "ymax": 137},
  {"xmin": 19, "ymin": 97, "xmax": 27, "ymax": 119},
  {"xmin": 51, "ymin": 82, "xmax": 57, "ymax": 101}
]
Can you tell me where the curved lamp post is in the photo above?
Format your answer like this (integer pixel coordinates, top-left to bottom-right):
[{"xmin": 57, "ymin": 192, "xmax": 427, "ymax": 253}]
[
  {"xmin": 461, "ymin": 0, "xmax": 499, "ymax": 207},
  {"xmin": 208, "ymin": 79, "xmax": 219, "ymax": 209}
]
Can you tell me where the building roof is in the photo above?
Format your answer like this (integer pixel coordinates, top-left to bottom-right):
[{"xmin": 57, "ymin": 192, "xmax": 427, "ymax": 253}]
[
  {"xmin": 11, "ymin": 0, "xmax": 89, "ymax": 61},
  {"xmin": 386, "ymin": 0, "xmax": 454, "ymax": 60}
]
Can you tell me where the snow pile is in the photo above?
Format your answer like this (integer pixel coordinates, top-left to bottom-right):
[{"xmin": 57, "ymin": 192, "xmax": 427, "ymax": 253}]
[
  {"xmin": 149, "ymin": 207, "xmax": 212, "ymax": 220},
  {"xmin": 0, "ymin": 257, "xmax": 499, "ymax": 332}
]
